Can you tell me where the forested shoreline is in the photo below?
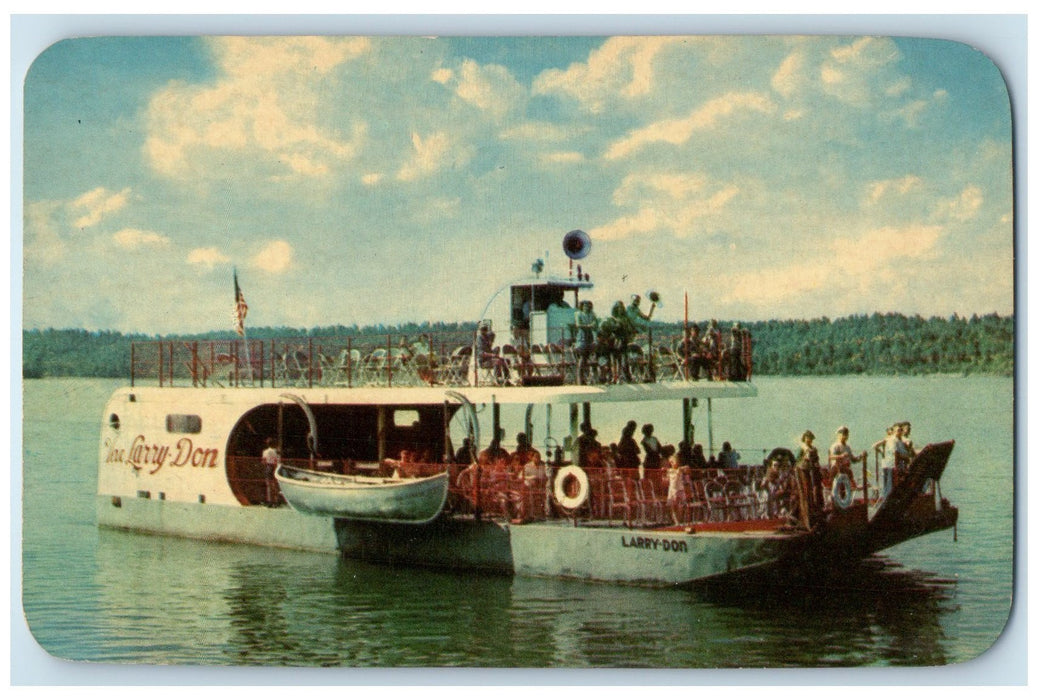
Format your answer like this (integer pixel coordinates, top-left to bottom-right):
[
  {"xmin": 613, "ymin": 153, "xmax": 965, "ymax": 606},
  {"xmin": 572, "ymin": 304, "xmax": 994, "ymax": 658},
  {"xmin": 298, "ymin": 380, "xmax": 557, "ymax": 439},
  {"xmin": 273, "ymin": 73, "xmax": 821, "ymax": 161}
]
[{"xmin": 22, "ymin": 312, "xmax": 1014, "ymax": 379}]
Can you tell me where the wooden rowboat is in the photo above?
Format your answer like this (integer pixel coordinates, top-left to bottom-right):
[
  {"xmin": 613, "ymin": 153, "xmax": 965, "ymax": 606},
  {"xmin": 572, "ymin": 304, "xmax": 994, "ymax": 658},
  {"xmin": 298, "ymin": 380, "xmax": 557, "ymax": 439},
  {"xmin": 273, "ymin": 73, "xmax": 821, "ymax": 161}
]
[{"xmin": 275, "ymin": 464, "xmax": 449, "ymax": 524}]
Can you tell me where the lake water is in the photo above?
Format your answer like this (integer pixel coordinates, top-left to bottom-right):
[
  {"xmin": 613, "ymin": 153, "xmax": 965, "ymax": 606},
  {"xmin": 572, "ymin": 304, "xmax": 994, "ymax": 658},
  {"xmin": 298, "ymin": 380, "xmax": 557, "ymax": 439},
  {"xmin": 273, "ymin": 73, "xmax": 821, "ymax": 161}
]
[{"xmin": 16, "ymin": 375, "xmax": 1019, "ymax": 681}]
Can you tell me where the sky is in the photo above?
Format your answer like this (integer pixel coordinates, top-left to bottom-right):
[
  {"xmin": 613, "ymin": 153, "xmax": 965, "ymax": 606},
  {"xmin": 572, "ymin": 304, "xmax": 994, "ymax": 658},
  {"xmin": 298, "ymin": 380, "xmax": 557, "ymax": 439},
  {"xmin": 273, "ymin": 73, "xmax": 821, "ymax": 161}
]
[{"xmin": 21, "ymin": 32, "xmax": 1014, "ymax": 335}]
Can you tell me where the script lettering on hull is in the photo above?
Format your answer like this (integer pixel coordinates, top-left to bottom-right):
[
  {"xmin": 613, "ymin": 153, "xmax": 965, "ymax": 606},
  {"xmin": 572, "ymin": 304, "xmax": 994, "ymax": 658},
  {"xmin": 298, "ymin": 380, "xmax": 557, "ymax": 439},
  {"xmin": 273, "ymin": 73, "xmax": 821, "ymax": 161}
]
[{"xmin": 104, "ymin": 435, "xmax": 219, "ymax": 475}]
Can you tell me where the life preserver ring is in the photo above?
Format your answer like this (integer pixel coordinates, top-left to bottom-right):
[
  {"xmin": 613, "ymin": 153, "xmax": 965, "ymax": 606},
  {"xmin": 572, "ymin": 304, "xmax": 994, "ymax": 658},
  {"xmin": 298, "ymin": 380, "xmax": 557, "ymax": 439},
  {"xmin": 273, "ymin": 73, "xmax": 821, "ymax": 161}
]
[
  {"xmin": 831, "ymin": 473, "xmax": 853, "ymax": 510},
  {"xmin": 554, "ymin": 465, "xmax": 590, "ymax": 510}
]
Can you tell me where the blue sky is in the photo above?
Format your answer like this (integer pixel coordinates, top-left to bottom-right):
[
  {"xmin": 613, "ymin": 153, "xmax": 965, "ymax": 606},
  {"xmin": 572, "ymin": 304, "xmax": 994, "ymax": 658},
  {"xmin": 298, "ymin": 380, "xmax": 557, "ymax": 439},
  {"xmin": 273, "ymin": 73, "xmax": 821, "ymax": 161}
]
[{"xmin": 22, "ymin": 34, "xmax": 1014, "ymax": 334}]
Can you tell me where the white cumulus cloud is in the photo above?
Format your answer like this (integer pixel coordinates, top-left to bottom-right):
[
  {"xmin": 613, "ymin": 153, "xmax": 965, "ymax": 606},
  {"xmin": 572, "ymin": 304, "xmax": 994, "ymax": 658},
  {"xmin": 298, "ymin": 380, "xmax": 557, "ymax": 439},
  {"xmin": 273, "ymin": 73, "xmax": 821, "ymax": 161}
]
[
  {"xmin": 113, "ymin": 228, "xmax": 170, "ymax": 249},
  {"xmin": 252, "ymin": 240, "xmax": 293, "ymax": 273},
  {"xmin": 71, "ymin": 186, "xmax": 131, "ymax": 228},
  {"xmin": 396, "ymin": 131, "xmax": 455, "ymax": 182},
  {"xmin": 605, "ymin": 92, "xmax": 776, "ymax": 160},
  {"xmin": 144, "ymin": 37, "xmax": 370, "ymax": 181},
  {"xmin": 187, "ymin": 247, "xmax": 231, "ymax": 269},
  {"xmin": 533, "ymin": 36, "xmax": 686, "ymax": 113},
  {"xmin": 936, "ymin": 185, "xmax": 985, "ymax": 222},
  {"xmin": 866, "ymin": 175, "xmax": 923, "ymax": 204},
  {"xmin": 592, "ymin": 171, "xmax": 740, "ymax": 240},
  {"xmin": 453, "ymin": 60, "xmax": 524, "ymax": 120}
]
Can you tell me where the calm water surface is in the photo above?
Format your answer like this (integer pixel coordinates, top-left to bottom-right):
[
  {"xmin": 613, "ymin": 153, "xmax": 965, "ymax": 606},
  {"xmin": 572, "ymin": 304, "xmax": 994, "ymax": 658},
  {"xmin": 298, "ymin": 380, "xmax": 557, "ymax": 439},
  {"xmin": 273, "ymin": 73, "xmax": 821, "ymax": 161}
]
[{"xmin": 19, "ymin": 376, "xmax": 1014, "ymax": 671}]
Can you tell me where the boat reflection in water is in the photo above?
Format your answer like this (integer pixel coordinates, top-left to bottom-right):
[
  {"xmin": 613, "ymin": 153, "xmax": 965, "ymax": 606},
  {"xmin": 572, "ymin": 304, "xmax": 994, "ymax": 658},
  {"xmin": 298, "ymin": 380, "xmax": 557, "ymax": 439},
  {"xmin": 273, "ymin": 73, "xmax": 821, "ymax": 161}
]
[
  {"xmin": 92, "ymin": 521, "xmax": 951, "ymax": 668},
  {"xmin": 688, "ymin": 555, "xmax": 957, "ymax": 667}
]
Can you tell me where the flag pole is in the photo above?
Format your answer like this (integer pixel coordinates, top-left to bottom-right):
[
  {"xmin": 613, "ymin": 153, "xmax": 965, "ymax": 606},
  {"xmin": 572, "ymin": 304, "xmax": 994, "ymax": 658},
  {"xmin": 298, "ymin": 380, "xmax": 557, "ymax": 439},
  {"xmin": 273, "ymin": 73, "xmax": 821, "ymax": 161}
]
[
  {"xmin": 683, "ymin": 289, "xmax": 689, "ymax": 381},
  {"xmin": 234, "ymin": 268, "xmax": 254, "ymax": 383}
]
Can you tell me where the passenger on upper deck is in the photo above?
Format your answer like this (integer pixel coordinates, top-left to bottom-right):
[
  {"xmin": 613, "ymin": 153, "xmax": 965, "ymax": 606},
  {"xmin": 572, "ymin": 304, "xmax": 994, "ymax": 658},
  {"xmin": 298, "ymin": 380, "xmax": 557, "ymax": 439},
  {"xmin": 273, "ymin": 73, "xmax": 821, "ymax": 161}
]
[
  {"xmin": 616, "ymin": 420, "xmax": 641, "ymax": 470},
  {"xmin": 725, "ymin": 323, "xmax": 747, "ymax": 381},
  {"xmin": 640, "ymin": 424, "xmax": 662, "ymax": 470},
  {"xmin": 477, "ymin": 323, "xmax": 508, "ymax": 384},
  {"xmin": 574, "ymin": 300, "xmax": 598, "ymax": 385},
  {"xmin": 601, "ymin": 301, "xmax": 636, "ymax": 382},
  {"xmin": 679, "ymin": 324, "xmax": 710, "ymax": 381},
  {"xmin": 704, "ymin": 320, "xmax": 722, "ymax": 378},
  {"xmin": 410, "ymin": 334, "xmax": 430, "ymax": 356},
  {"xmin": 395, "ymin": 337, "xmax": 413, "ymax": 361},
  {"xmin": 626, "ymin": 294, "xmax": 654, "ymax": 334}
]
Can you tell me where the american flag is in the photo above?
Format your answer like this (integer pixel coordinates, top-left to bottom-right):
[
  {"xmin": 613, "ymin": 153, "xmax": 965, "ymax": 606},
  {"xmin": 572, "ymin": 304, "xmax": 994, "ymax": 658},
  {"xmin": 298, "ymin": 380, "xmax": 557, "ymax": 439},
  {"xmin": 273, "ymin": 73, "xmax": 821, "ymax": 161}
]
[{"xmin": 233, "ymin": 270, "xmax": 248, "ymax": 336}]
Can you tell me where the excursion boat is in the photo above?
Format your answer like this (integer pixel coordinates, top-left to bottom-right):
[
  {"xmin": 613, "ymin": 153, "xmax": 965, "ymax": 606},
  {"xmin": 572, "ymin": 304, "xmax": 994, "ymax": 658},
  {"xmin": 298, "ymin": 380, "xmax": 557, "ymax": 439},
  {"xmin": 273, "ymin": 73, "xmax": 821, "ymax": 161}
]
[{"xmin": 96, "ymin": 231, "xmax": 959, "ymax": 586}]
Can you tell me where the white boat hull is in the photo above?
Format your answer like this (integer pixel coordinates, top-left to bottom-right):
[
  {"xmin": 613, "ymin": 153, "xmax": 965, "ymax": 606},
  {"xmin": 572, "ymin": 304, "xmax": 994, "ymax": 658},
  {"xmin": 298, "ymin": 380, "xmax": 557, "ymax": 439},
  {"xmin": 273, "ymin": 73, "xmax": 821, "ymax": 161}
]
[{"xmin": 275, "ymin": 466, "xmax": 449, "ymax": 523}]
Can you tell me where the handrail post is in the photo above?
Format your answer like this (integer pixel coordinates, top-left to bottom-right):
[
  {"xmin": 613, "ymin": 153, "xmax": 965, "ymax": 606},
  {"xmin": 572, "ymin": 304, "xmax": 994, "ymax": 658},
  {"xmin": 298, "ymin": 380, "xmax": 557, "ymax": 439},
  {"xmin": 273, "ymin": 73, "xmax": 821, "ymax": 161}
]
[
  {"xmin": 169, "ymin": 342, "xmax": 174, "ymax": 386},
  {"xmin": 191, "ymin": 341, "xmax": 199, "ymax": 387},
  {"xmin": 308, "ymin": 338, "xmax": 314, "ymax": 388},
  {"xmin": 270, "ymin": 339, "xmax": 276, "ymax": 388},
  {"xmin": 130, "ymin": 342, "xmax": 136, "ymax": 388},
  {"xmin": 682, "ymin": 329, "xmax": 689, "ymax": 381},
  {"xmin": 648, "ymin": 328, "xmax": 655, "ymax": 382},
  {"xmin": 386, "ymin": 334, "xmax": 393, "ymax": 386},
  {"xmin": 862, "ymin": 453, "xmax": 869, "ymax": 504},
  {"xmin": 158, "ymin": 340, "xmax": 164, "ymax": 388},
  {"xmin": 347, "ymin": 337, "xmax": 353, "ymax": 388}
]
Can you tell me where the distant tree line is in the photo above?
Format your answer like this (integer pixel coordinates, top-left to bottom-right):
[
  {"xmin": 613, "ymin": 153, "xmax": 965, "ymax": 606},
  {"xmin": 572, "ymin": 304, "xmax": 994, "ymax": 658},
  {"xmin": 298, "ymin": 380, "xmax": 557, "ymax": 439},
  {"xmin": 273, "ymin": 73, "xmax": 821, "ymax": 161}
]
[{"xmin": 22, "ymin": 312, "xmax": 1013, "ymax": 379}]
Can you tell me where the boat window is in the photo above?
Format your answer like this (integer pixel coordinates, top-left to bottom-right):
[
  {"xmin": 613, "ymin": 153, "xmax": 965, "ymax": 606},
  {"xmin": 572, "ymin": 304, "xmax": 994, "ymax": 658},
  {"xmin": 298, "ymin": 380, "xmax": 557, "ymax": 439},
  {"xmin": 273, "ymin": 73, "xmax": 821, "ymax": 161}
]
[
  {"xmin": 108, "ymin": 413, "xmax": 120, "ymax": 430},
  {"xmin": 166, "ymin": 414, "xmax": 202, "ymax": 434},
  {"xmin": 392, "ymin": 409, "xmax": 420, "ymax": 428}
]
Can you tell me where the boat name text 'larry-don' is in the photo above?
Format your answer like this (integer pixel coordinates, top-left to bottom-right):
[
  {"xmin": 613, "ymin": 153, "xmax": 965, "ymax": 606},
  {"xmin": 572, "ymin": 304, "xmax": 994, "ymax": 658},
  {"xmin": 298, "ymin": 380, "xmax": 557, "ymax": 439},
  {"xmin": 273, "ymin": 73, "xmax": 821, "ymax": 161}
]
[
  {"xmin": 104, "ymin": 435, "xmax": 220, "ymax": 474},
  {"xmin": 620, "ymin": 536, "xmax": 689, "ymax": 553}
]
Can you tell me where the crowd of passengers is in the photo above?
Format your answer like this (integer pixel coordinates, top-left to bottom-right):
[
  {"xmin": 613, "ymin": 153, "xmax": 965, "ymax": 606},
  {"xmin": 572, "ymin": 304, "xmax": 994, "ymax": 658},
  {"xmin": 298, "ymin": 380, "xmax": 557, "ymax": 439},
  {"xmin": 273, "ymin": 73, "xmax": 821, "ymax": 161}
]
[
  {"xmin": 295, "ymin": 295, "xmax": 749, "ymax": 388},
  {"xmin": 476, "ymin": 293, "xmax": 751, "ymax": 385},
  {"xmin": 439, "ymin": 418, "xmax": 918, "ymax": 528},
  {"xmin": 447, "ymin": 420, "xmax": 759, "ymax": 525}
]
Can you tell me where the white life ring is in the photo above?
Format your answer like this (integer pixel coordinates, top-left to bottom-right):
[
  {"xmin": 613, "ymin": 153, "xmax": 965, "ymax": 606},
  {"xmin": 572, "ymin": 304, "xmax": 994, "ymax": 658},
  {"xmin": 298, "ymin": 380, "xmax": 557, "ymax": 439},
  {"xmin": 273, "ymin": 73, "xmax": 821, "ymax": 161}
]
[
  {"xmin": 554, "ymin": 465, "xmax": 590, "ymax": 510},
  {"xmin": 831, "ymin": 473, "xmax": 854, "ymax": 510}
]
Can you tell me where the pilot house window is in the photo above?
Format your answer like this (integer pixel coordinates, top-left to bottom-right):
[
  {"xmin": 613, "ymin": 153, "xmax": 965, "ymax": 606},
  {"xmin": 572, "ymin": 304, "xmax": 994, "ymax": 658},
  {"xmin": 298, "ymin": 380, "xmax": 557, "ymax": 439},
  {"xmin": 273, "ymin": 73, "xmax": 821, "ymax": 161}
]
[{"xmin": 166, "ymin": 414, "xmax": 202, "ymax": 434}]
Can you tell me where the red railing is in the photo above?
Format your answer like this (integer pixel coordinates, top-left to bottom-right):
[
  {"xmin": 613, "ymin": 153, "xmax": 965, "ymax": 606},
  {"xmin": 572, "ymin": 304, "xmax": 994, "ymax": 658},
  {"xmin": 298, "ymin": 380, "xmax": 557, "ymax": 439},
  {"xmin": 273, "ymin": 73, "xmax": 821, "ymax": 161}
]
[
  {"xmin": 130, "ymin": 329, "xmax": 753, "ymax": 388},
  {"xmin": 228, "ymin": 450, "xmax": 831, "ymax": 529},
  {"xmin": 447, "ymin": 464, "xmax": 792, "ymax": 528}
]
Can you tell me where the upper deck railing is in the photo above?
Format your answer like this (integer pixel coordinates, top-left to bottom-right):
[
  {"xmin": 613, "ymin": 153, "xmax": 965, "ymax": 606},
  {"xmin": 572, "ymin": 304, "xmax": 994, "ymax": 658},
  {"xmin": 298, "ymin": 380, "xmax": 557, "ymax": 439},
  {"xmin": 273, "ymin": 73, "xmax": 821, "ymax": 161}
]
[{"xmin": 130, "ymin": 327, "xmax": 753, "ymax": 389}]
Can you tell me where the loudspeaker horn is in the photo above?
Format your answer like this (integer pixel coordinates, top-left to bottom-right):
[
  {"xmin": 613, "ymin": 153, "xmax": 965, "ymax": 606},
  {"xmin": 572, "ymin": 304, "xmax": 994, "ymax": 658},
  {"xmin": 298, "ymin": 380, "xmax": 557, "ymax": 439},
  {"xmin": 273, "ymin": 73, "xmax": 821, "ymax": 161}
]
[{"xmin": 562, "ymin": 229, "xmax": 591, "ymax": 260}]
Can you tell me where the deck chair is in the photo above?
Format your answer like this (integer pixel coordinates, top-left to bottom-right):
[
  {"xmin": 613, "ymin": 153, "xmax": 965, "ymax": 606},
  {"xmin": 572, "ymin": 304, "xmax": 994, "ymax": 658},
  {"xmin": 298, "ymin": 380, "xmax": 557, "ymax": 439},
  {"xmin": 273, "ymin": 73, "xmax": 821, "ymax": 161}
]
[
  {"xmin": 606, "ymin": 477, "xmax": 634, "ymax": 527},
  {"xmin": 442, "ymin": 346, "xmax": 471, "ymax": 385},
  {"xmin": 654, "ymin": 346, "xmax": 683, "ymax": 381},
  {"xmin": 724, "ymin": 480, "xmax": 756, "ymax": 521},
  {"xmin": 700, "ymin": 480, "xmax": 730, "ymax": 522},
  {"xmin": 681, "ymin": 473, "xmax": 709, "ymax": 524},
  {"xmin": 359, "ymin": 348, "xmax": 388, "ymax": 385}
]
